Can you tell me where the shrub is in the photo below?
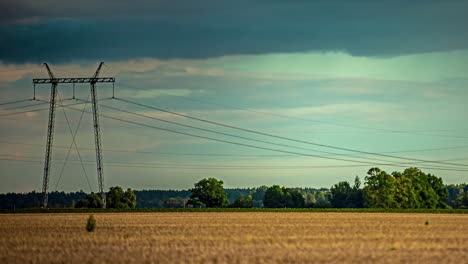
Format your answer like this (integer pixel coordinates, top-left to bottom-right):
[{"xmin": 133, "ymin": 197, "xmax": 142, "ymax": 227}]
[{"xmin": 86, "ymin": 215, "xmax": 96, "ymax": 232}]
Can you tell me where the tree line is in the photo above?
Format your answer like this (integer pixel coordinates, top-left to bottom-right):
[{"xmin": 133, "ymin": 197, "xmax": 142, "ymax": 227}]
[
  {"xmin": 187, "ymin": 168, "xmax": 466, "ymax": 209},
  {"xmin": 1, "ymin": 167, "xmax": 467, "ymax": 209},
  {"xmin": 74, "ymin": 186, "xmax": 137, "ymax": 209}
]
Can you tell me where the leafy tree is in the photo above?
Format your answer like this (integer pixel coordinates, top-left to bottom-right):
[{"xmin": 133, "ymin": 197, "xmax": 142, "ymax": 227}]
[
  {"xmin": 399, "ymin": 168, "xmax": 440, "ymax": 208},
  {"xmin": 446, "ymin": 184, "xmax": 468, "ymax": 208},
  {"xmin": 350, "ymin": 176, "xmax": 364, "ymax": 208},
  {"xmin": 263, "ymin": 185, "xmax": 284, "ymax": 208},
  {"xmin": 330, "ymin": 181, "xmax": 353, "ymax": 208},
  {"xmin": 106, "ymin": 186, "xmax": 137, "ymax": 209},
  {"xmin": 330, "ymin": 176, "xmax": 364, "ymax": 208},
  {"xmin": 362, "ymin": 167, "xmax": 448, "ymax": 209},
  {"xmin": 75, "ymin": 193, "xmax": 103, "ymax": 208},
  {"xmin": 462, "ymin": 192, "xmax": 468, "ymax": 208},
  {"xmin": 428, "ymin": 173, "xmax": 449, "ymax": 208},
  {"xmin": 290, "ymin": 190, "xmax": 305, "ymax": 208},
  {"xmin": 314, "ymin": 191, "xmax": 332, "ymax": 208},
  {"xmin": 363, "ymin": 168, "xmax": 398, "ymax": 208},
  {"xmin": 122, "ymin": 188, "xmax": 137, "ymax": 208},
  {"xmin": 230, "ymin": 194, "xmax": 254, "ymax": 208},
  {"xmin": 86, "ymin": 193, "xmax": 104, "ymax": 208},
  {"xmin": 263, "ymin": 185, "xmax": 305, "ymax": 208},
  {"xmin": 188, "ymin": 178, "xmax": 228, "ymax": 208},
  {"xmin": 304, "ymin": 193, "xmax": 316, "ymax": 206},
  {"xmin": 250, "ymin": 186, "xmax": 268, "ymax": 201}
]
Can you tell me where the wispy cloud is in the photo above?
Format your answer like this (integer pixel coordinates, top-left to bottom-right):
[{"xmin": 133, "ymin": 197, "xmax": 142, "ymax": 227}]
[{"xmin": 122, "ymin": 89, "xmax": 193, "ymax": 99}]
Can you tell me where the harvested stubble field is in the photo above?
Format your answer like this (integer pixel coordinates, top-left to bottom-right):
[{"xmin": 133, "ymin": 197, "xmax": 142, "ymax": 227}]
[{"xmin": 0, "ymin": 212, "xmax": 467, "ymax": 263}]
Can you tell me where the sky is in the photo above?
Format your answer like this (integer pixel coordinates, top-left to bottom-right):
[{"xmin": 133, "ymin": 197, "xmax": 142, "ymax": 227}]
[{"xmin": 1, "ymin": 0, "xmax": 468, "ymax": 193}]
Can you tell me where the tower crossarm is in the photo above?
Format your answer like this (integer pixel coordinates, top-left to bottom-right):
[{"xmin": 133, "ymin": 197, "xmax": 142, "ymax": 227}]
[{"xmin": 33, "ymin": 77, "xmax": 115, "ymax": 84}]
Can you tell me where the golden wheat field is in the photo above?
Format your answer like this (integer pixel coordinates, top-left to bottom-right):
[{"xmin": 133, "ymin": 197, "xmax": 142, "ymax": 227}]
[{"xmin": 0, "ymin": 212, "xmax": 467, "ymax": 263}]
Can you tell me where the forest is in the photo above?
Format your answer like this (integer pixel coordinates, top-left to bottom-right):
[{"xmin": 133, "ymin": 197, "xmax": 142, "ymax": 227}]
[{"xmin": 0, "ymin": 168, "xmax": 467, "ymax": 210}]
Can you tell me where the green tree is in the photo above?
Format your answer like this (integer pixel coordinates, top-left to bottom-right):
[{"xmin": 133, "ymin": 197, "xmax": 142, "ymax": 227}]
[
  {"xmin": 122, "ymin": 188, "xmax": 137, "ymax": 209},
  {"xmin": 290, "ymin": 190, "xmax": 305, "ymax": 208},
  {"xmin": 263, "ymin": 185, "xmax": 305, "ymax": 208},
  {"xmin": 251, "ymin": 186, "xmax": 268, "ymax": 201},
  {"xmin": 401, "ymin": 168, "xmax": 439, "ymax": 208},
  {"xmin": 427, "ymin": 173, "xmax": 449, "ymax": 208},
  {"xmin": 74, "ymin": 193, "xmax": 103, "ymax": 208},
  {"xmin": 313, "ymin": 191, "xmax": 332, "ymax": 208},
  {"xmin": 230, "ymin": 194, "xmax": 254, "ymax": 208},
  {"xmin": 446, "ymin": 184, "xmax": 468, "ymax": 208},
  {"xmin": 350, "ymin": 176, "xmax": 364, "ymax": 208},
  {"xmin": 362, "ymin": 167, "xmax": 448, "ymax": 209},
  {"xmin": 106, "ymin": 186, "xmax": 137, "ymax": 209},
  {"xmin": 263, "ymin": 185, "xmax": 284, "ymax": 208},
  {"xmin": 463, "ymin": 191, "xmax": 468, "ymax": 208},
  {"xmin": 363, "ymin": 168, "xmax": 398, "ymax": 208},
  {"xmin": 86, "ymin": 193, "xmax": 104, "ymax": 208},
  {"xmin": 189, "ymin": 178, "xmax": 228, "ymax": 208},
  {"xmin": 330, "ymin": 181, "xmax": 352, "ymax": 208},
  {"xmin": 330, "ymin": 177, "xmax": 364, "ymax": 208}
]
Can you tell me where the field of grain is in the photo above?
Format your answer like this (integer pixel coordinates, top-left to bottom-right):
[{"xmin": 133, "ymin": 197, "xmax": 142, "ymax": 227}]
[{"xmin": 1, "ymin": 212, "xmax": 467, "ymax": 263}]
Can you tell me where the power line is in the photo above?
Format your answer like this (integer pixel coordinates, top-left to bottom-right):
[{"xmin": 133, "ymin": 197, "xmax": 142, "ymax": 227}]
[
  {"xmin": 0, "ymin": 101, "xmax": 50, "ymax": 112},
  {"xmin": 99, "ymin": 100, "xmax": 468, "ymax": 167},
  {"xmin": 97, "ymin": 101, "xmax": 413, "ymax": 165},
  {"xmin": 59, "ymin": 103, "xmax": 468, "ymax": 171},
  {"xmin": 0, "ymin": 99, "xmax": 34, "ymax": 107},
  {"xmin": 0, "ymin": 99, "xmax": 111, "ymax": 118},
  {"xmin": 98, "ymin": 100, "xmax": 464, "ymax": 167},
  {"xmin": 155, "ymin": 91, "xmax": 468, "ymax": 138},
  {"xmin": 116, "ymin": 98, "xmax": 468, "ymax": 167},
  {"xmin": 0, "ymin": 98, "xmax": 466, "ymax": 162},
  {"xmin": 0, "ymin": 101, "xmax": 79, "ymax": 117},
  {"xmin": 1, "ymin": 156, "xmax": 467, "ymax": 172},
  {"xmin": 1, "ymin": 139, "xmax": 467, "ymax": 158},
  {"xmin": 1, "ymin": 152, "xmax": 467, "ymax": 170}
]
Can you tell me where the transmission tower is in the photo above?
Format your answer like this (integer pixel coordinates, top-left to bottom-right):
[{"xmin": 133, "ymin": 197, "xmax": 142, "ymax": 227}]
[{"xmin": 33, "ymin": 62, "xmax": 115, "ymax": 208}]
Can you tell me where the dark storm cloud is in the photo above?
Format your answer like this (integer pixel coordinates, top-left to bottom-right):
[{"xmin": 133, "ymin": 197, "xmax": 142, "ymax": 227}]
[{"xmin": 1, "ymin": 0, "xmax": 468, "ymax": 63}]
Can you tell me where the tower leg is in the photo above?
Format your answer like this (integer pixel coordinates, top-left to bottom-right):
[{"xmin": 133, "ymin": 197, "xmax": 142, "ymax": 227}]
[
  {"xmin": 42, "ymin": 82, "xmax": 58, "ymax": 208},
  {"xmin": 91, "ymin": 82, "xmax": 105, "ymax": 208}
]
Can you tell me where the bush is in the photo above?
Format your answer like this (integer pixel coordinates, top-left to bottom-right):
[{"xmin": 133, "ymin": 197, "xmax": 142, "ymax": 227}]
[
  {"xmin": 86, "ymin": 215, "xmax": 96, "ymax": 232},
  {"xmin": 75, "ymin": 193, "xmax": 104, "ymax": 208}
]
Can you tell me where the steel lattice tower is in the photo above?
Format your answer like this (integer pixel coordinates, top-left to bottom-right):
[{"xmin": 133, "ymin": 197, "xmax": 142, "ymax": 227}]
[{"xmin": 34, "ymin": 62, "xmax": 114, "ymax": 208}]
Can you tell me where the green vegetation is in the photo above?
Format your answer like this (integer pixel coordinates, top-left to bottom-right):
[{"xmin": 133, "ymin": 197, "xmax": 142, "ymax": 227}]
[
  {"xmin": 86, "ymin": 215, "xmax": 96, "ymax": 232},
  {"xmin": 0, "ymin": 167, "xmax": 466, "ymax": 210},
  {"xmin": 446, "ymin": 184, "xmax": 468, "ymax": 208},
  {"xmin": 75, "ymin": 193, "xmax": 104, "ymax": 208},
  {"xmin": 106, "ymin": 186, "xmax": 137, "ymax": 209},
  {"xmin": 330, "ymin": 176, "xmax": 363, "ymax": 208},
  {"xmin": 263, "ymin": 185, "xmax": 305, "ymax": 208},
  {"xmin": 229, "ymin": 194, "xmax": 254, "ymax": 208},
  {"xmin": 74, "ymin": 186, "xmax": 137, "ymax": 209},
  {"xmin": 363, "ymin": 168, "xmax": 448, "ymax": 209},
  {"xmin": 188, "ymin": 178, "xmax": 228, "ymax": 208},
  {"xmin": 1, "ymin": 208, "xmax": 467, "ymax": 214}
]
